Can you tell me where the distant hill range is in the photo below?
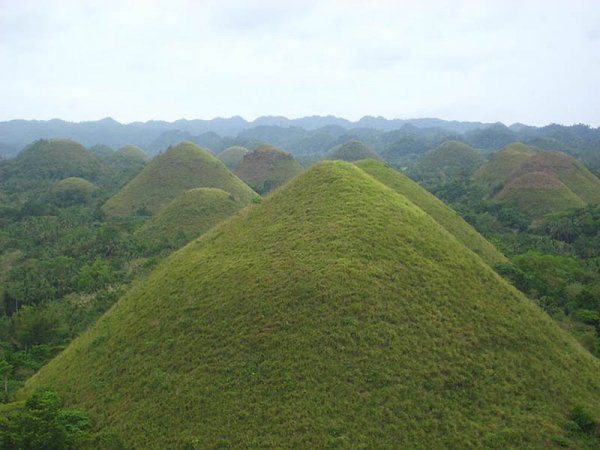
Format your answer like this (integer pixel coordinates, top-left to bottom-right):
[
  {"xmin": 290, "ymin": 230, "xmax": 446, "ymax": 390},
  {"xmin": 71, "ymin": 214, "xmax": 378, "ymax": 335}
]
[{"xmin": 1, "ymin": 116, "xmax": 599, "ymax": 172}]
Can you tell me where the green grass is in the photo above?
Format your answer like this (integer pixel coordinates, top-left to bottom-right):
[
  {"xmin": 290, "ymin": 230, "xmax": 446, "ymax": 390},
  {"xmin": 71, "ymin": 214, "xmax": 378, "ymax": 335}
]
[
  {"xmin": 475, "ymin": 143, "xmax": 600, "ymax": 218},
  {"xmin": 495, "ymin": 171, "xmax": 586, "ymax": 220},
  {"xmin": 53, "ymin": 177, "xmax": 98, "ymax": 194},
  {"xmin": 325, "ymin": 140, "xmax": 383, "ymax": 162},
  {"xmin": 413, "ymin": 140, "xmax": 484, "ymax": 181},
  {"xmin": 102, "ymin": 141, "xmax": 259, "ymax": 216},
  {"xmin": 473, "ymin": 142, "xmax": 538, "ymax": 187},
  {"xmin": 3, "ymin": 139, "xmax": 112, "ymax": 191},
  {"xmin": 234, "ymin": 144, "xmax": 303, "ymax": 194},
  {"xmin": 22, "ymin": 161, "xmax": 600, "ymax": 449},
  {"xmin": 218, "ymin": 146, "xmax": 249, "ymax": 170},
  {"xmin": 136, "ymin": 187, "xmax": 245, "ymax": 248},
  {"xmin": 354, "ymin": 159, "xmax": 506, "ymax": 266}
]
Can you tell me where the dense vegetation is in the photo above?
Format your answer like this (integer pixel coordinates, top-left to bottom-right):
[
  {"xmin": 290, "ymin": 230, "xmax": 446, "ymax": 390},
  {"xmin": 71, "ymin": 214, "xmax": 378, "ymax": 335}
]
[{"xmin": 22, "ymin": 161, "xmax": 600, "ymax": 448}]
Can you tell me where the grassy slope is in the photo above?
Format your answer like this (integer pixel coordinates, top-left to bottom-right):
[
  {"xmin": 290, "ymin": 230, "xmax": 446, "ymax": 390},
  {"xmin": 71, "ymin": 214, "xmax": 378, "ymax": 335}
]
[
  {"xmin": 102, "ymin": 141, "xmax": 259, "ymax": 216},
  {"xmin": 415, "ymin": 140, "xmax": 484, "ymax": 180},
  {"xmin": 326, "ymin": 140, "xmax": 384, "ymax": 162},
  {"xmin": 354, "ymin": 159, "xmax": 505, "ymax": 266},
  {"xmin": 137, "ymin": 187, "xmax": 244, "ymax": 246},
  {"xmin": 23, "ymin": 161, "xmax": 600, "ymax": 449},
  {"xmin": 5, "ymin": 139, "xmax": 110, "ymax": 188},
  {"xmin": 218, "ymin": 146, "xmax": 249, "ymax": 170},
  {"xmin": 495, "ymin": 171, "xmax": 586, "ymax": 220},
  {"xmin": 234, "ymin": 144, "xmax": 303, "ymax": 194},
  {"xmin": 473, "ymin": 142, "xmax": 538, "ymax": 187}
]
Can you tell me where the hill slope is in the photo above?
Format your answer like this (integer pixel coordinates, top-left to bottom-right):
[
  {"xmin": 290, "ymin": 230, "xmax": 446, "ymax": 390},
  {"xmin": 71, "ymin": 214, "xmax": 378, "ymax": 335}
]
[
  {"xmin": 473, "ymin": 142, "xmax": 538, "ymax": 187},
  {"xmin": 102, "ymin": 141, "xmax": 258, "ymax": 216},
  {"xmin": 413, "ymin": 140, "xmax": 484, "ymax": 181},
  {"xmin": 326, "ymin": 139, "xmax": 383, "ymax": 162},
  {"xmin": 2, "ymin": 139, "xmax": 111, "ymax": 191},
  {"xmin": 234, "ymin": 144, "xmax": 303, "ymax": 194},
  {"xmin": 105, "ymin": 144, "xmax": 150, "ymax": 181},
  {"xmin": 354, "ymin": 159, "xmax": 505, "ymax": 266},
  {"xmin": 218, "ymin": 146, "xmax": 249, "ymax": 170},
  {"xmin": 136, "ymin": 187, "xmax": 244, "ymax": 248},
  {"xmin": 23, "ymin": 161, "xmax": 600, "ymax": 449},
  {"xmin": 475, "ymin": 144, "xmax": 600, "ymax": 219}
]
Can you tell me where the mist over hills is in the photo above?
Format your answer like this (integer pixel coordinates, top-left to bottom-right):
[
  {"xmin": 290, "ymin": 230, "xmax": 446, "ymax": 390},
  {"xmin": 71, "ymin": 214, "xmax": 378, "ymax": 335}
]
[{"xmin": 2, "ymin": 117, "xmax": 599, "ymax": 173}]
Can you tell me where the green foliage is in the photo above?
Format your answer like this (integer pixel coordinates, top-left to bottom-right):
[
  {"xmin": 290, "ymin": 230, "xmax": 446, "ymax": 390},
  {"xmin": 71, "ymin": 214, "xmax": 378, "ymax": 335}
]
[
  {"xmin": 234, "ymin": 144, "xmax": 303, "ymax": 194},
  {"xmin": 1, "ymin": 139, "xmax": 114, "ymax": 194},
  {"xmin": 0, "ymin": 388, "xmax": 122, "ymax": 450},
  {"xmin": 21, "ymin": 161, "xmax": 600, "ymax": 448},
  {"xmin": 103, "ymin": 141, "xmax": 258, "ymax": 216}
]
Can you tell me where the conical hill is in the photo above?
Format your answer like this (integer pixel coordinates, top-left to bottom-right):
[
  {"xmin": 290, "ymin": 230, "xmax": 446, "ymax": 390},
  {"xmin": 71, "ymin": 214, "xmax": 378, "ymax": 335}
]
[
  {"xmin": 102, "ymin": 141, "xmax": 259, "ymax": 216},
  {"xmin": 136, "ymin": 187, "xmax": 245, "ymax": 249},
  {"xmin": 234, "ymin": 144, "xmax": 303, "ymax": 194},
  {"xmin": 473, "ymin": 142, "xmax": 537, "ymax": 187},
  {"xmin": 326, "ymin": 139, "xmax": 383, "ymax": 162},
  {"xmin": 354, "ymin": 159, "xmax": 505, "ymax": 266},
  {"xmin": 414, "ymin": 140, "xmax": 484, "ymax": 181},
  {"xmin": 3, "ymin": 138, "xmax": 111, "ymax": 191},
  {"xmin": 23, "ymin": 161, "xmax": 600, "ymax": 449}
]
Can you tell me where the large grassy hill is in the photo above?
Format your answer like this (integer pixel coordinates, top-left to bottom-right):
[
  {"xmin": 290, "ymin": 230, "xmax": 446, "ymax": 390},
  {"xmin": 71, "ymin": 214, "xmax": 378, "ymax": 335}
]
[
  {"xmin": 475, "ymin": 143, "xmax": 600, "ymax": 219},
  {"xmin": 102, "ymin": 141, "xmax": 258, "ymax": 216},
  {"xmin": 413, "ymin": 140, "xmax": 484, "ymax": 181},
  {"xmin": 23, "ymin": 161, "xmax": 600, "ymax": 449},
  {"xmin": 234, "ymin": 144, "xmax": 303, "ymax": 194},
  {"xmin": 473, "ymin": 142, "xmax": 538, "ymax": 187},
  {"xmin": 1, "ymin": 139, "xmax": 112, "ymax": 192},
  {"xmin": 325, "ymin": 139, "xmax": 383, "ymax": 162},
  {"xmin": 136, "ymin": 187, "xmax": 245, "ymax": 249},
  {"xmin": 354, "ymin": 159, "xmax": 505, "ymax": 266},
  {"xmin": 218, "ymin": 146, "xmax": 249, "ymax": 170}
]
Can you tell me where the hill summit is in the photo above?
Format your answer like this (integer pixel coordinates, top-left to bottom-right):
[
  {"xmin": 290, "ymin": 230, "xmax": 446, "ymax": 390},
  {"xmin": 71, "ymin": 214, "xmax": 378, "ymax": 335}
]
[
  {"xmin": 326, "ymin": 139, "xmax": 383, "ymax": 162},
  {"xmin": 102, "ymin": 141, "xmax": 258, "ymax": 216},
  {"xmin": 23, "ymin": 161, "xmax": 600, "ymax": 449},
  {"xmin": 413, "ymin": 140, "xmax": 484, "ymax": 181},
  {"xmin": 234, "ymin": 144, "xmax": 303, "ymax": 194}
]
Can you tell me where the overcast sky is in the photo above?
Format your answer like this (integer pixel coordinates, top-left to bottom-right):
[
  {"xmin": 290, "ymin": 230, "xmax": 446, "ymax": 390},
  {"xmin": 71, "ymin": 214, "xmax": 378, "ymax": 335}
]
[{"xmin": 1, "ymin": 0, "xmax": 599, "ymax": 126}]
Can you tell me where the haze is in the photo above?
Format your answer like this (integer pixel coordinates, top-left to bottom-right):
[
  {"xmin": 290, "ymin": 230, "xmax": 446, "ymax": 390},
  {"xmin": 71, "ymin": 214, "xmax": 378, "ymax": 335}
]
[{"xmin": 1, "ymin": 0, "xmax": 599, "ymax": 126}]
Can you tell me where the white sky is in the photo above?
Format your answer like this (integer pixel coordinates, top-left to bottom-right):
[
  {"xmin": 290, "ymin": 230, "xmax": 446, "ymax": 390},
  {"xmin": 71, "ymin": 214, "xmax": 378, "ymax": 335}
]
[{"xmin": 1, "ymin": 0, "xmax": 599, "ymax": 126}]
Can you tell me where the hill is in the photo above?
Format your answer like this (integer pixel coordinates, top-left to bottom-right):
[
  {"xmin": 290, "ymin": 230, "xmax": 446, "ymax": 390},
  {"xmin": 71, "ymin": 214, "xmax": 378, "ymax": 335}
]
[
  {"xmin": 51, "ymin": 177, "xmax": 98, "ymax": 206},
  {"xmin": 89, "ymin": 144, "xmax": 114, "ymax": 160},
  {"xmin": 475, "ymin": 144, "xmax": 600, "ymax": 219},
  {"xmin": 413, "ymin": 140, "xmax": 484, "ymax": 181},
  {"xmin": 106, "ymin": 144, "xmax": 150, "ymax": 181},
  {"xmin": 325, "ymin": 139, "xmax": 383, "ymax": 162},
  {"xmin": 1, "ymin": 139, "xmax": 111, "ymax": 192},
  {"xmin": 136, "ymin": 187, "xmax": 244, "ymax": 249},
  {"xmin": 494, "ymin": 171, "xmax": 586, "ymax": 219},
  {"xmin": 218, "ymin": 146, "xmax": 249, "ymax": 170},
  {"xmin": 234, "ymin": 144, "xmax": 303, "ymax": 194},
  {"xmin": 473, "ymin": 142, "xmax": 538, "ymax": 187},
  {"xmin": 23, "ymin": 161, "xmax": 600, "ymax": 449},
  {"xmin": 102, "ymin": 141, "xmax": 259, "ymax": 216},
  {"xmin": 354, "ymin": 159, "xmax": 505, "ymax": 266}
]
